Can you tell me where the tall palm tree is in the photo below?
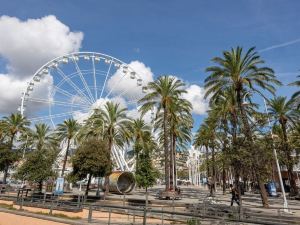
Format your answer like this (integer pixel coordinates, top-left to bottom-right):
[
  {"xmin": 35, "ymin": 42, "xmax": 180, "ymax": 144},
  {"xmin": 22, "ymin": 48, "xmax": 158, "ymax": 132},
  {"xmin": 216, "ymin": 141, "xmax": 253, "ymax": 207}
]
[
  {"xmin": 289, "ymin": 75, "xmax": 300, "ymax": 108},
  {"xmin": 92, "ymin": 101, "xmax": 129, "ymax": 197},
  {"xmin": 139, "ymin": 76, "xmax": 187, "ymax": 191},
  {"xmin": 1, "ymin": 113, "xmax": 30, "ymax": 183},
  {"xmin": 268, "ymin": 96, "xmax": 299, "ymax": 195},
  {"xmin": 127, "ymin": 117, "xmax": 151, "ymax": 170},
  {"xmin": 205, "ymin": 46, "xmax": 281, "ymax": 207},
  {"xmin": 56, "ymin": 118, "xmax": 80, "ymax": 177}
]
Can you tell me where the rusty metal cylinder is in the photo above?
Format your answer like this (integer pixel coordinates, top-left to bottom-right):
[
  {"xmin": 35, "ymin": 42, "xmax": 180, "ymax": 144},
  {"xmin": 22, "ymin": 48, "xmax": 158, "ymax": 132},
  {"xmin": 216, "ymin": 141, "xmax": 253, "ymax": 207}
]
[{"xmin": 100, "ymin": 171, "xmax": 135, "ymax": 194}]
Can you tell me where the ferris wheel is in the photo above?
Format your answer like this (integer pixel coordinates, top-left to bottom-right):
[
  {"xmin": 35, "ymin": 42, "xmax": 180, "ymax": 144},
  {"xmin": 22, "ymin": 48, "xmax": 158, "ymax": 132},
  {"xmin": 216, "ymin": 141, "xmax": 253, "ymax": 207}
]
[{"xmin": 19, "ymin": 52, "xmax": 147, "ymax": 171}]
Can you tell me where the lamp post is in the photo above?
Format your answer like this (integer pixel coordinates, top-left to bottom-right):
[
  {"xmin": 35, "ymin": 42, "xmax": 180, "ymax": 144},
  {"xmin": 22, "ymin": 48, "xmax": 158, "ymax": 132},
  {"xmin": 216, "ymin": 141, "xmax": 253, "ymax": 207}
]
[
  {"xmin": 263, "ymin": 98, "xmax": 289, "ymax": 212},
  {"xmin": 243, "ymin": 92, "xmax": 289, "ymax": 212}
]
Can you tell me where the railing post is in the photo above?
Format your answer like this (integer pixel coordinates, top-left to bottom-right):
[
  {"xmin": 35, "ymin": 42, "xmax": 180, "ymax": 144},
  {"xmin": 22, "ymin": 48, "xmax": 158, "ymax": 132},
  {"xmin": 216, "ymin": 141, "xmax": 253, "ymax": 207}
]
[
  {"xmin": 19, "ymin": 195, "xmax": 24, "ymax": 210},
  {"xmin": 108, "ymin": 208, "xmax": 112, "ymax": 225},
  {"xmin": 43, "ymin": 191, "xmax": 46, "ymax": 204},
  {"xmin": 49, "ymin": 199, "xmax": 54, "ymax": 215},
  {"xmin": 161, "ymin": 207, "xmax": 164, "ymax": 225},
  {"xmin": 88, "ymin": 205, "xmax": 93, "ymax": 223}
]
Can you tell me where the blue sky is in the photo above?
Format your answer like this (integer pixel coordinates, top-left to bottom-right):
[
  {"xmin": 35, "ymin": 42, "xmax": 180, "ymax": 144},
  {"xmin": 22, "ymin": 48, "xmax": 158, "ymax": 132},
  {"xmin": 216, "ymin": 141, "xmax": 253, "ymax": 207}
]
[{"xmin": 0, "ymin": 0, "xmax": 300, "ymax": 130}]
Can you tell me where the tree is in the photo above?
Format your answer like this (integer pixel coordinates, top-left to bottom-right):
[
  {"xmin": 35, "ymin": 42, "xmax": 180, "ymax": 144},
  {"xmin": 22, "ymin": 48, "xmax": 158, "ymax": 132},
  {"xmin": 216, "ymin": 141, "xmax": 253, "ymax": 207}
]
[
  {"xmin": 135, "ymin": 140, "xmax": 159, "ymax": 225},
  {"xmin": 56, "ymin": 119, "xmax": 80, "ymax": 177},
  {"xmin": 268, "ymin": 96, "xmax": 299, "ymax": 196},
  {"xmin": 14, "ymin": 147, "xmax": 58, "ymax": 191},
  {"xmin": 71, "ymin": 137, "xmax": 112, "ymax": 197},
  {"xmin": 204, "ymin": 46, "xmax": 281, "ymax": 207},
  {"xmin": 139, "ymin": 76, "xmax": 188, "ymax": 191},
  {"xmin": 289, "ymin": 75, "xmax": 300, "ymax": 108},
  {"xmin": 14, "ymin": 123, "xmax": 58, "ymax": 191},
  {"xmin": 1, "ymin": 113, "xmax": 30, "ymax": 184},
  {"xmin": 127, "ymin": 117, "xmax": 151, "ymax": 170}
]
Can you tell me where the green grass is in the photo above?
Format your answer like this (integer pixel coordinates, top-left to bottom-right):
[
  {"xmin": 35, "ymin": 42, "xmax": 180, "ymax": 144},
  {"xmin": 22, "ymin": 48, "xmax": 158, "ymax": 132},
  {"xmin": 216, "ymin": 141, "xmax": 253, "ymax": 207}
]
[
  {"xmin": 34, "ymin": 211, "xmax": 81, "ymax": 220},
  {"xmin": 0, "ymin": 203, "xmax": 15, "ymax": 210}
]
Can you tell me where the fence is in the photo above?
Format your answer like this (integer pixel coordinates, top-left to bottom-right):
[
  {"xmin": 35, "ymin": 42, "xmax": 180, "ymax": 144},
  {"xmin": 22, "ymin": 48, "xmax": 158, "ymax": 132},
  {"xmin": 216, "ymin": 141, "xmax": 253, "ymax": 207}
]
[{"xmin": 1, "ymin": 188, "xmax": 300, "ymax": 225}]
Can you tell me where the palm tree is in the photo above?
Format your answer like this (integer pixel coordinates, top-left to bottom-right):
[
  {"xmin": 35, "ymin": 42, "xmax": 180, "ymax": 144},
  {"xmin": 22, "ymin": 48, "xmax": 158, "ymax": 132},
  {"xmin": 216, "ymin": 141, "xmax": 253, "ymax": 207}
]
[
  {"xmin": 268, "ymin": 96, "xmax": 299, "ymax": 196},
  {"xmin": 31, "ymin": 123, "xmax": 57, "ymax": 151},
  {"xmin": 90, "ymin": 101, "xmax": 129, "ymax": 197},
  {"xmin": 21, "ymin": 123, "xmax": 58, "ymax": 191},
  {"xmin": 205, "ymin": 46, "xmax": 281, "ymax": 207},
  {"xmin": 1, "ymin": 113, "xmax": 30, "ymax": 183},
  {"xmin": 289, "ymin": 75, "xmax": 300, "ymax": 108},
  {"xmin": 56, "ymin": 118, "xmax": 80, "ymax": 177},
  {"xmin": 127, "ymin": 117, "xmax": 151, "ymax": 170},
  {"xmin": 139, "ymin": 76, "xmax": 187, "ymax": 191}
]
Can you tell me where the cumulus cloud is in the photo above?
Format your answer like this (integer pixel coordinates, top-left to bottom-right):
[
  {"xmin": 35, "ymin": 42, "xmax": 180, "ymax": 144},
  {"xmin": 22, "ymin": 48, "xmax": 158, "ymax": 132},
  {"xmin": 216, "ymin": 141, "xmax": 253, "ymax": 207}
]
[
  {"xmin": 183, "ymin": 84, "xmax": 208, "ymax": 115},
  {"xmin": 0, "ymin": 15, "xmax": 83, "ymax": 77},
  {"xmin": 107, "ymin": 61, "xmax": 154, "ymax": 99},
  {"xmin": 0, "ymin": 15, "xmax": 83, "ymax": 115}
]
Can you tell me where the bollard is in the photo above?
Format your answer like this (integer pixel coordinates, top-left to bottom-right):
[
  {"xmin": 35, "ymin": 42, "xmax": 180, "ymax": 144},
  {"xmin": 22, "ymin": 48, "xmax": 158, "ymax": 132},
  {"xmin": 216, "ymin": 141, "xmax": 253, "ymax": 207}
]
[
  {"xmin": 88, "ymin": 205, "xmax": 93, "ymax": 223},
  {"xmin": 108, "ymin": 208, "xmax": 112, "ymax": 225}
]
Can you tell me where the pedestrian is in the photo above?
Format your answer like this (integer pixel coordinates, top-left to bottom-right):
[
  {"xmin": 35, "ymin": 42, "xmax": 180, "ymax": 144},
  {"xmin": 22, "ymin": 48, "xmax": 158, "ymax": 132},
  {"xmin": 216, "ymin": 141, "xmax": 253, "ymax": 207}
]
[{"xmin": 230, "ymin": 184, "xmax": 240, "ymax": 206}]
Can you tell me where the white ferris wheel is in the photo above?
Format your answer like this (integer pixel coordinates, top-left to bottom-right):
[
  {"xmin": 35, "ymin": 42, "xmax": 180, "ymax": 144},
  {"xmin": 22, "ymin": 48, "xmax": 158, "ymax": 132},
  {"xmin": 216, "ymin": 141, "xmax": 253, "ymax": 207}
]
[{"xmin": 19, "ymin": 52, "xmax": 147, "ymax": 172}]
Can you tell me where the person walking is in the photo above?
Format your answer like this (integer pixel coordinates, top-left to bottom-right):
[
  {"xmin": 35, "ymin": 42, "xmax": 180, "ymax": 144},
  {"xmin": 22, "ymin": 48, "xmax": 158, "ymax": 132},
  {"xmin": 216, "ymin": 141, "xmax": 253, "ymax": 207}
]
[{"xmin": 230, "ymin": 184, "xmax": 240, "ymax": 206}]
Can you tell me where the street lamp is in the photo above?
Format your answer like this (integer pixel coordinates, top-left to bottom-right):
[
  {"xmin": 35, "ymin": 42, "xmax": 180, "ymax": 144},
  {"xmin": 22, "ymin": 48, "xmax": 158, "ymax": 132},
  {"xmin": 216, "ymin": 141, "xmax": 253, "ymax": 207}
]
[{"xmin": 243, "ymin": 92, "xmax": 289, "ymax": 212}]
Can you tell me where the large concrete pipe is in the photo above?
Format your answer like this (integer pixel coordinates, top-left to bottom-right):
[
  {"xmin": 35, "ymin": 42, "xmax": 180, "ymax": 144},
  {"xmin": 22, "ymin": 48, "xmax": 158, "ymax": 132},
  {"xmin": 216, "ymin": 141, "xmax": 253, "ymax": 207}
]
[{"xmin": 100, "ymin": 171, "xmax": 135, "ymax": 194}]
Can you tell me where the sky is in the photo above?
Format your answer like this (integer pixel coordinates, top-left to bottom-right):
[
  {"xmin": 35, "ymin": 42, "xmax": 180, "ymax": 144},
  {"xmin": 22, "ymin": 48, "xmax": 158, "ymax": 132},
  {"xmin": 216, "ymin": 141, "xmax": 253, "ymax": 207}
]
[{"xmin": 0, "ymin": 0, "xmax": 299, "ymax": 130}]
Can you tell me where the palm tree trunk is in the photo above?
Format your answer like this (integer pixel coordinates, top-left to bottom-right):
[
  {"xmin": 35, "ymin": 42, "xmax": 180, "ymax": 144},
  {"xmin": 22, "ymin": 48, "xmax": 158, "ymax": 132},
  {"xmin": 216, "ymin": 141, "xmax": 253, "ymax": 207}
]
[
  {"xmin": 61, "ymin": 138, "xmax": 70, "ymax": 177},
  {"xmin": 211, "ymin": 145, "xmax": 216, "ymax": 196},
  {"xmin": 237, "ymin": 92, "xmax": 269, "ymax": 207},
  {"xmin": 85, "ymin": 174, "xmax": 92, "ymax": 197},
  {"xmin": 104, "ymin": 138, "xmax": 113, "ymax": 199},
  {"xmin": 172, "ymin": 134, "xmax": 177, "ymax": 189},
  {"xmin": 3, "ymin": 134, "xmax": 16, "ymax": 184},
  {"xmin": 205, "ymin": 145, "xmax": 210, "ymax": 177},
  {"xmin": 163, "ymin": 107, "xmax": 170, "ymax": 191},
  {"xmin": 222, "ymin": 161, "xmax": 226, "ymax": 194},
  {"xmin": 280, "ymin": 121, "xmax": 298, "ymax": 196},
  {"xmin": 169, "ymin": 131, "xmax": 174, "ymax": 190}
]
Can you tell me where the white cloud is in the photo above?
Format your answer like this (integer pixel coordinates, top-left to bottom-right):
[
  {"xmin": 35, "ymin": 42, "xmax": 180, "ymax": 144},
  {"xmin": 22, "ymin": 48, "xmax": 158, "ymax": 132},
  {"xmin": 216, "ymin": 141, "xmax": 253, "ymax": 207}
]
[
  {"xmin": 0, "ymin": 15, "xmax": 83, "ymax": 115},
  {"xmin": 183, "ymin": 84, "xmax": 208, "ymax": 115},
  {"xmin": 0, "ymin": 15, "xmax": 83, "ymax": 77},
  {"xmin": 127, "ymin": 107, "xmax": 153, "ymax": 124},
  {"xmin": 107, "ymin": 61, "xmax": 154, "ymax": 100}
]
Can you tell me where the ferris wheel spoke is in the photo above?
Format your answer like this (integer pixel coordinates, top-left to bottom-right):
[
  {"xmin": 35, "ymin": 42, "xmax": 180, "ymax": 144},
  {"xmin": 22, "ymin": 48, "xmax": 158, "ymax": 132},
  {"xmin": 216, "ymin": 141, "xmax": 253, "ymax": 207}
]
[
  {"xmin": 54, "ymin": 86, "xmax": 91, "ymax": 106},
  {"xmin": 92, "ymin": 57, "xmax": 98, "ymax": 100},
  {"xmin": 104, "ymin": 67, "xmax": 126, "ymax": 99},
  {"xmin": 29, "ymin": 110, "xmax": 88, "ymax": 122},
  {"xmin": 73, "ymin": 59, "xmax": 96, "ymax": 103},
  {"xmin": 99, "ymin": 60, "xmax": 113, "ymax": 99},
  {"xmin": 56, "ymin": 68, "xmax": 93, "ymax": 105},
  {"xmin": 26, "ymin": 97, "xmax": 90, "ymax": 108}
]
